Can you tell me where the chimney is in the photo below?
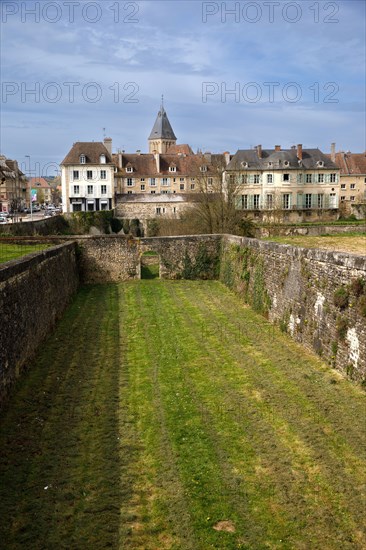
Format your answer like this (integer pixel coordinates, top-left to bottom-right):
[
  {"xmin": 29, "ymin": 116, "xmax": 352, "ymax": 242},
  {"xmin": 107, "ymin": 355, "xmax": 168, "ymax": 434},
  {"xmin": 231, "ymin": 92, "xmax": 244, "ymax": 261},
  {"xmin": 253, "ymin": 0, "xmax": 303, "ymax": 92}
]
[
  {"xmin": 118, "ymin": 152, "xmax": 122, "ymax": 169},
  {"xmin": 257, "ymin": 144, "xmax": 262, "ymax": 158},
  {"xmin": 223, "ymin": 151, "xmax": 230, "ymax": 165},
  {"xmin": 104, "ymin": 137, "xmax": 112, "ymax": 156},
  {"xmin": 331, "ymin": 142, "xmax": 336, "ymax": 162},
  {"xmin": 297, "ymin": 144, "xmax": 303, "ymax": 160},
  {"xmin": 275, "ymin": 145, "xmax": 281, "ymax": 152},
  {"xmin": 154, "ymin": 152, "xmax": 160, "ymax": 172}
]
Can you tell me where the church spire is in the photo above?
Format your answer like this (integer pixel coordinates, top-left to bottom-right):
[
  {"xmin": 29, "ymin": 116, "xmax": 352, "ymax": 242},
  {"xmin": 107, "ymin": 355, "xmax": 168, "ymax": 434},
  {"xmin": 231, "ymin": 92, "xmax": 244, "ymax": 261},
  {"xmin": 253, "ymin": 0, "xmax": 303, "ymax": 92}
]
[{"xmin": 148, "ymin": 99, "xmax": 177, "ymax": 153}]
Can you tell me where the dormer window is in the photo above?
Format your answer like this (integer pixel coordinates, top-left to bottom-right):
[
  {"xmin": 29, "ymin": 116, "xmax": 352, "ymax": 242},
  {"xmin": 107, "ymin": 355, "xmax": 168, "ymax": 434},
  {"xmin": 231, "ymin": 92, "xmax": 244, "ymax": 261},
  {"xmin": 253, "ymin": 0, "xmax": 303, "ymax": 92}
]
[
  {"xmin": 317, "ymin": 160, "xmax": 324, "ymax": 167},
  {"xmin": 169, "ymin": 165, "xmax": 177, "ymax": 173},
  {"xmin": 100, "ymin": 154, "xmax": 106, "ymax": 164},
  {"xmin": 284, "ymin": 160, "xmax": 290, "ymax": 167},
  {"xmin": 200, "ymin": 165, "xmax": 207, "ymax": 172},
  {"xmin": 80, "ymin": 154, "xmax": 86, "ymax": 164},
  {"xmin": 268, "ymin": 162, "xmax": 273, "ymax": 168},
  {"xmin": 241, "ymin": 161, "xmax": 249, "ymax": 168},
  {"xmin": 126, "ymin": 165, "xmax": 133, "ymax": 173}
]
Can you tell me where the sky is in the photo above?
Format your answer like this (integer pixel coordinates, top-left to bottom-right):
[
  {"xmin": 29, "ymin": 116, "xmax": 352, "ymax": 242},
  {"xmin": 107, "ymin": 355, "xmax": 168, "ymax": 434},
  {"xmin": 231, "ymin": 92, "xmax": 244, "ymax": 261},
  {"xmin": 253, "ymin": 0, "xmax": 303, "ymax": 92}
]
[{"xmin": 0, "ymin": 0, "xmax": 365, "ymax": 176}]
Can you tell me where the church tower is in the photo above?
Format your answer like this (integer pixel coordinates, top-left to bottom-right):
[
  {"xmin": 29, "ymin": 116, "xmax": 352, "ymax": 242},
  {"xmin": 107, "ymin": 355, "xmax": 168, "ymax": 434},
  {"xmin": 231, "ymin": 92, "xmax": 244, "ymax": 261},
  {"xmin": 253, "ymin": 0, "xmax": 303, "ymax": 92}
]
[{"xmin": 148, "ymin": 98, "xmax": 177, "ymax": 154}]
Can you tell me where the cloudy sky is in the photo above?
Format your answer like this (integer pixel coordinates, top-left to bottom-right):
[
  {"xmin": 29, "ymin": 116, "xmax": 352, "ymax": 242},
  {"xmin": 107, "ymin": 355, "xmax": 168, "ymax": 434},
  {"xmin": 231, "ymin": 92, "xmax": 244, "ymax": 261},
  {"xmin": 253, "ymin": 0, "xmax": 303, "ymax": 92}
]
[{"xmin": 1, "ymin": 0, "xmax": 365, "ymax": 175}]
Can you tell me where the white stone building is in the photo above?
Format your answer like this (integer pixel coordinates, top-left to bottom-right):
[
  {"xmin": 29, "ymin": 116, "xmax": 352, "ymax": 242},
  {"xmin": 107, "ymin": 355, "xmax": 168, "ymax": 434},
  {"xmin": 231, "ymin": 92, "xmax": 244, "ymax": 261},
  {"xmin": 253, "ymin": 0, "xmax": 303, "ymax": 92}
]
[{"xmin": 61, "ymin": 138, "xmax": 116, "ymax": 213}]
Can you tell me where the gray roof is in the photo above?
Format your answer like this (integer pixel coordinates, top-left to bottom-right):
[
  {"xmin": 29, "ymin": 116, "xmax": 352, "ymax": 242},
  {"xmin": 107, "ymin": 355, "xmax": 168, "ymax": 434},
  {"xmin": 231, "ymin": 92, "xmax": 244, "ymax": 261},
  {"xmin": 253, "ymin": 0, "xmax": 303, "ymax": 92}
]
[
  {"xmin": 227, "ymin": 148, "xmax": 338, "ymax": 171},
  {"xmin": 148, "ymin": 107, "xmax": 177, "ymax": 141},
  {"xmin": 61, "ymin": 142, "xmax": 114, "ymax": 165}
]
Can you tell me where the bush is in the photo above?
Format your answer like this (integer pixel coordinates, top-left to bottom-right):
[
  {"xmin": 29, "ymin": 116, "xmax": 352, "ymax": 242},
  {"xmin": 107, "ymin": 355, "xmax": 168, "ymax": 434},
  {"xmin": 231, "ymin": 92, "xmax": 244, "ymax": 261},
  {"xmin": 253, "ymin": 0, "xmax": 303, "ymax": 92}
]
[
  {"xmin": 336, "ymin": 316, "xmax": 348, "ymax": 340},
  {"xmin": 333, "ymin": 286, "xmax": 349, "ymax": 310},
  {"xmin": 350, "ymin": 277, "xmax": 365, "ymax": 297}
]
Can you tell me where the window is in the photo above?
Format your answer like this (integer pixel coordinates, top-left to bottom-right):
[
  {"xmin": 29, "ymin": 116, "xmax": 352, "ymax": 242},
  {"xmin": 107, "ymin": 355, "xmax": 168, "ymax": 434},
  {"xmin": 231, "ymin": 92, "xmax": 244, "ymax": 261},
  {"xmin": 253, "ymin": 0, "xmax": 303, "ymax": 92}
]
[
  {"xmin": 101, "ymin": 185, "xmax": 107, "ymax": 194},
  {"xmin": 80, "ymin": 155, "xmax": 86, "ymax": 164},
  {"xmin": 100, "ymin": 202, "xmax": 108, "ymax": 210},
  {"xmin": 162, "ymin": 178, "xmax": 170, "ymax": 186},
  {"xmin": 318, "ymin": 174, "xmax": 324, "ymax": 183},
  {"xmin": 100, "ymin": 154, "xmax": 106, "ymax": 164},
  {"xmin": 87, "ymin": 170, "xmax": 93, "ymax": 180},
  {"xmin": 341, "ymin": 184, "xmax": 346, "ymax": 189},
  {"xmin": 87, "ymin": 185, "xmax": 93, "ymax": 194},
  {"xmin": 140, "ymin": 178, "xmax": 145, "ymax": 182},
  {"xmin": 73, "ymin": 203, "xmax": 82, "ymax": 212},
  {"xmin": 140, "ymin": 184, "xmax": 145, "ymax": 191},
  {"xmin": 266, "ymin": 194, "xmax": 273, "ymax": 209},
  {"xmin": 297, "ymin": 173, "xmax": 303, "ymax": 184},
  {"xmin": 73, "ymin": 170, "xmax": 79, "ymax": 180},
  {"xmin": 208, "ymin": 177, "xmax": 213, "ymax": 185},
  {"xmin": 254, "ymin": 174, "xmax": 260, "ymax": 184},
  {"xmin": 284, "ymin": 161, "xmax": 290, "ymax": 167},
  {"xmin": 283, "ymin": 194, "xmax": 290, "ymax": 209},
  {"xmin": 87, "ymin": 202, "xmax": 94, "ymax": 211},
  {"xmin": 306, "ymin": 174, "xmax": 312, "ymax": 183},
  {"xmin": 100, "ymin": 170, "xmax": 106, "ymax": 180},
  {"xmin": 267, "ymin": 174, "xmax": 273, "ymax": 184},
  {"xmin": 200, "ymin": 165, "xmax": 207, "ymax": 172},
  {"xmin": 253, "ymin": 194, "xmax": 260, "ymax": 209},
  {"xmin": 169, "ymin": 166, "xmax": 176, "ymax": 172},
  {"xmin": 340, "ymin": 196, "xmax": 346, "ymax": 201},
  {"xmin": 150, "ymin": 190, "xmax": 156, "ymax": 194},
  {"xmin": 330, "ymin": 173, "xmax": 337, "ymax": 182},
  {"xmin": 350, "ymin": 196, "xmax": 355, "ymax": 201},
  {"xmin": 241, "ymin": 174, "xmax": 247, "ymax": 184},
  {"xmin": 283, "ymin": 173, "xmax": 290, "ymax": 182},
  {"xmin": 73, "ymin": 185, "xmax": 79, "ymax": 194},
  {"xmin": 350, "ymin": 183, "xmax": 356, "ymax": 189},
  {"xmin": 305, "ymin": 193, "xmax": 312, "ymax": 208},
  {"xmin": 161, "ymin": 190, "xmax": 168, "ymax": 194},
  {"xmin": 126, "ymin": 166, "xmax": 133, "ymax": 173},
  {"xmin": 127, "ymin": 178, "xmax": 133, "ymax": 186},
  {"xmin": 127, "ymin": 190, "xmax": 132, "ymax": 195},
  {"xmin": 191, "ymin": 183, "xmax": 195, "ymax": 190},
  {"xmin": 318, "ymin": 194, "xmax": 324, "ymax": 208},
  {"xmin": 242, "ymin": 194, "xmax": 248, "ymax": 209},
  {"xmin": 156, "ymin": 207, "xmax": 161, "ymax": 215},
  {"xmin": 180, "ymin": 177, "xmax": 185, "ymax": 182},
  {"xmin": 191, "ymin": 178, "xmax": 195, "ymax": 182},
  {"xmin": 150, "ymin": 178, "xmax": 156, "ymax": 186},
  {"xmin": 180, "ymin": 184, "xmax": 185, "ymax": 190}
]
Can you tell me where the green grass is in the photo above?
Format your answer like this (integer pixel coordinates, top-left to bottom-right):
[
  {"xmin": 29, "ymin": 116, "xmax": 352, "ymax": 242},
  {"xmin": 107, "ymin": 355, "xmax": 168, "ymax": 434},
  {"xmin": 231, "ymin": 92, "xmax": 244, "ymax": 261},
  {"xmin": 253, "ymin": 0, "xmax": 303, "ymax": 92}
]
[
  {"xmin": 0, "ymin": 243, "xmax": 50, "ymax": 263},
  {"xmin": 0, "ymin": 281, "xmax": 365, "ymax": 549},
  {"xmin": 141, "ymin": 264, "xmax": 160, "ymax": 279}
]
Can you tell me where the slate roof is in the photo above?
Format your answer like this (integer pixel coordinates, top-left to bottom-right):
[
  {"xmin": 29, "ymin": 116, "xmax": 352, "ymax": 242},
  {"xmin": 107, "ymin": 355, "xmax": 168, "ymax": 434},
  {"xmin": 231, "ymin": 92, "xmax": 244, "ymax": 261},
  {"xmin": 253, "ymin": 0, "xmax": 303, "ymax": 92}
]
[
  {"xmin": 148, "ymin": 106, "xmax": 177, "ymax": 141},
  {"xmin": 227, "ymin": 148, "xmax": 338, "ymax": 171},
  {"xmin": 166, "ymin": 144, "xmax": 194, "ymax": 155},
  {"xmin": 0, "ymin": 156, "xmax": 25, "ymax": 181},
  {"xmin": 326, "ymin": 152, "xmax": 366, "ymax": 175},
  {"xmin": 61, "ymin": 142, "xmax": 114, "ymax": 165}
]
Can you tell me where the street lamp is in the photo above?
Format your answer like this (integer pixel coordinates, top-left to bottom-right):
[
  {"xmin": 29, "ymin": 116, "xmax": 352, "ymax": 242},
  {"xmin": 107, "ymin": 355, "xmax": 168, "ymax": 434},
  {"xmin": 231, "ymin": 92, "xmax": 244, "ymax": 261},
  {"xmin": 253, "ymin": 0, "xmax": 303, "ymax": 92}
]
[{"xmin": 25, "ymin": 155, "xmax": 33, "ymax": 221}]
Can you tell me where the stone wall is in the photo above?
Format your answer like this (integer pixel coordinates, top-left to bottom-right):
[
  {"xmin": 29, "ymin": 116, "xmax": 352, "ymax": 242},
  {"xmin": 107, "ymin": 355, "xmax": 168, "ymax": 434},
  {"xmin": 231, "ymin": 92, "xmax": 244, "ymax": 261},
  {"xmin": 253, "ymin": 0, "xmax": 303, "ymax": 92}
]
[
  {"xmin": 256, "ymin": 223, "xmax": 365, "ymax": 238},
  {"xmin": 76, "ymin": 234, "xmax": 221, "ymax": 283},
  {"xmin": 0, "ymin": 243, "xmax": 79, "ymax": 406},
  {"xmin": 220, "ymin": 235, "xmax": 366, "ymax": 382},
  {"xmin": 0, "ymin": 215, "xmax": 69, "ymax": 236}
]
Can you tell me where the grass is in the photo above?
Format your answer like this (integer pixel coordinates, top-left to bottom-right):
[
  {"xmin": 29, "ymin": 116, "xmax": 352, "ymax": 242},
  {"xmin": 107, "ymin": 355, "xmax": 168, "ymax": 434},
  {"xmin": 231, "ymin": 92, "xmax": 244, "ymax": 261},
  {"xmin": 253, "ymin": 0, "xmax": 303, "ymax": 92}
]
[
  {"xmin": 141, "ymin": 264, "xmax": 160, "ymax": 279},
  {"xmin": 0, "ymin": 243, "xmax": 50, "ymax": 263},
  {"xmin": 263, "ymin": 233, "xmax": 366, "ymax": 255},
  {"xmin": 0, "ymin": 281, "xmax": 365, "ymax": 549}
]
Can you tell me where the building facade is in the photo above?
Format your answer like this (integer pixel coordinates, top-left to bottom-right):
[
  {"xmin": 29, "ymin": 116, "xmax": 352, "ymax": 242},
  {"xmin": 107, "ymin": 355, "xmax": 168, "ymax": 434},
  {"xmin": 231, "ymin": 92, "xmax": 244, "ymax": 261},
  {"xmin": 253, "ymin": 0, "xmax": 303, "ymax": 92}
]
[
  {"xmin": 225, "ymin": 144, "xmax": 340, "ymax": 221},
  {"xmin": 0, "ymin": 155, "xmax": 28, "ymax": 213},
  {"xmin": 329, "ymin": 149, "xmax": 366, "ymax": 214},
  {"xmin": 61, "ymin": 139, "xmax": 116, "ymax": 213}
]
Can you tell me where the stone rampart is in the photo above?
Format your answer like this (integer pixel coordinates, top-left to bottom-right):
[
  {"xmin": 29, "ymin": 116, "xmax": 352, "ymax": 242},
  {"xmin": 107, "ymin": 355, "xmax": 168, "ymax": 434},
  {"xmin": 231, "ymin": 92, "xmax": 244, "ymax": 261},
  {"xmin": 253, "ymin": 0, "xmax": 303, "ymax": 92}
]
[{"xmin": 0, "ymin": 243, "xmax": 79, "ymax": 406}]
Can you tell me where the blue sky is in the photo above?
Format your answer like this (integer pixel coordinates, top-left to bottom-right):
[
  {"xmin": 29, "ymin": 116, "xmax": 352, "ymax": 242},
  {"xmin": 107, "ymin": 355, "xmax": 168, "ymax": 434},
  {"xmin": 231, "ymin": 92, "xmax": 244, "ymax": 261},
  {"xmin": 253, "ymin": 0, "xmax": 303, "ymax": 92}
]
[{"xmin": 1, "ymin": 0, "xmax": 365, "ymax": 175}]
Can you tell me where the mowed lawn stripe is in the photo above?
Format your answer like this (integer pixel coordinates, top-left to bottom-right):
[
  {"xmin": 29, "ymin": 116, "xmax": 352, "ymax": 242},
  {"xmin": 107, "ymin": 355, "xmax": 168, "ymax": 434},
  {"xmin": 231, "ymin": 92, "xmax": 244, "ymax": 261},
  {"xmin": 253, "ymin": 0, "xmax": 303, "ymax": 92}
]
[
  {"xmin": 162, "ymin": 281, "xmax": 365, "ymax": 549},
  {"xmin": 0, "ymin": 285, "xmax": 121, "ymax": 549}
]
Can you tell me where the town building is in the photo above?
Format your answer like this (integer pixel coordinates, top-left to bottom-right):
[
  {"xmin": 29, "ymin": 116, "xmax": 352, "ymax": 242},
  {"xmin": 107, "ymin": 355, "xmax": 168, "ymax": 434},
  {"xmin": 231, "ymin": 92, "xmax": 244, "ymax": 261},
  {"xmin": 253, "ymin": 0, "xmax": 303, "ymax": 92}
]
[
  {"xmin": 28, "ymin": 177, "xmax": 53, "ymax": 205},
  {"xmin": 327, "ymin": 146, "xmax": 366, "ymax": 215},
  {"xmin": 61, "ymin": 139, "xmax": 116, "ymax": 213},
  {"xmin": 0, "ymin": 155, "xmax": 28, "ymax": 213},
  {"xmin": 226, "ymin": 144, "xmax": 340, "ymax": 222}
]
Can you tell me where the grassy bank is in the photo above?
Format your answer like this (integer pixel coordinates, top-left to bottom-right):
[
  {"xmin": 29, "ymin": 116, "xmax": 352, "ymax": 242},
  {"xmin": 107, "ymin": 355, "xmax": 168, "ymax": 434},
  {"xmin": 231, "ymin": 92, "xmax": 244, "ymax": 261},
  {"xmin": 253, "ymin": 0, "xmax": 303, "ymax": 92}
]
[
  {"xmin": 263, "ymin": 233, "xmax": 366, "ymax": 255},
  {"xmin": 0, "ymin": 281, "xmax": 365, "ymax": 549},
  {"xmin": 0, "ymin": 243, "xmax": 50, "ymax": 263}
]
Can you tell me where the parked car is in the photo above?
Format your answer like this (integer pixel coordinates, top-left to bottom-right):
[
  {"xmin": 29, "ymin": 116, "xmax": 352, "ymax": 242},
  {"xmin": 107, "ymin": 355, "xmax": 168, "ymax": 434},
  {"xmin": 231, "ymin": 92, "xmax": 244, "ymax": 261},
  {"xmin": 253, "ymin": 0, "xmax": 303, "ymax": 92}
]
[
  {"xmin": 0, "ymin": 211, "xmax": 10, "ymax": 217},
  {"xmin": 0, "ymin": 216, "xmax": 8, "ymax": 224}
]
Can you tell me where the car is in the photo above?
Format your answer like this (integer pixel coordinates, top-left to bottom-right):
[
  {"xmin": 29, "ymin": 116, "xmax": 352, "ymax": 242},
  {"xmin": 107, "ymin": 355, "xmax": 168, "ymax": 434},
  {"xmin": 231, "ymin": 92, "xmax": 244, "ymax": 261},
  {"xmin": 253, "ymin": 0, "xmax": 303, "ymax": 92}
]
[
  {"xmin": 0, "ymin": 211, "xmax": 10, "ymax": 217},
  {"xmin": 33, "ymin": 206, "xmax": 41, "ymax": 212},
  {"xmin": 0, "ymin": 216, "xmax": 8, "ymax": 224}
]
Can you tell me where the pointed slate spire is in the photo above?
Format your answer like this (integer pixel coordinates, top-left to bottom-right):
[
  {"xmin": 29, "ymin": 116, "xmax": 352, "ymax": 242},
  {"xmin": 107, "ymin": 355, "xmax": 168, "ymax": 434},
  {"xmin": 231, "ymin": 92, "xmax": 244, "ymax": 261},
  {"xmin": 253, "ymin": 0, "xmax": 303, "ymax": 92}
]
[{"xmin": 148, "ymin": 100, "xmax": 177, "ymax": 141}]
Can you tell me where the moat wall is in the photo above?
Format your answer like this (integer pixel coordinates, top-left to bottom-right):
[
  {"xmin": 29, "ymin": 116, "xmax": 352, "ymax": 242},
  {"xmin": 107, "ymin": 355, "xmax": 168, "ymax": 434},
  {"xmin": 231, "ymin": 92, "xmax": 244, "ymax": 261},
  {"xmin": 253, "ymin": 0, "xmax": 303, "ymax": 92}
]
[
  {"xmin": 220, "ymin": 235, "xmax": 366, "ymax": 382},
  {"xmin": 0, "ymin": 243, "xmax": 79, "ymax": 406}
]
